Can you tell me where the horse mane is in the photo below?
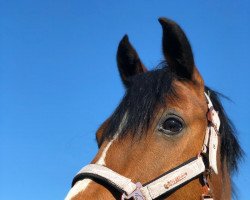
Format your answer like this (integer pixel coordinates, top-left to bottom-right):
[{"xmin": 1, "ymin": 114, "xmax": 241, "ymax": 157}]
[
  {"xmin": 100, "ymin": 63, "xmax": 243, "ymax": 174},
  {"xmin": 204, "ymin": 87, "xmax": 243, "ymax": 173}
]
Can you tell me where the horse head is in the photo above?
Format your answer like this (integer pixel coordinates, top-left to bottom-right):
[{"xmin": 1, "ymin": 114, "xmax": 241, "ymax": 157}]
[{"xmin": 66, "ymin": 18, "xmax": 242, "ymax": 200}]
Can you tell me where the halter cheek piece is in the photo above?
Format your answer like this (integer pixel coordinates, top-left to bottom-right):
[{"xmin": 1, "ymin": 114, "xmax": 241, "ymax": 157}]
[{"xmin": 71, "ymin": 92, "xmax": 220, "ymax": 200}]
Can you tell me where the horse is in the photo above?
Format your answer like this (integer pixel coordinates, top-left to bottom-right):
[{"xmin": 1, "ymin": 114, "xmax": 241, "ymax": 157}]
[{"xmin": 65, "ymin": 18, "xmax": 243, "ymax": 200}]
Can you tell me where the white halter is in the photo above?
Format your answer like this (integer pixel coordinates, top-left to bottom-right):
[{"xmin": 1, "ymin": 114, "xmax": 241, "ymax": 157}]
[{"xmin": 71, "ymin": 93, "xmax": 220, "ymax": 200}]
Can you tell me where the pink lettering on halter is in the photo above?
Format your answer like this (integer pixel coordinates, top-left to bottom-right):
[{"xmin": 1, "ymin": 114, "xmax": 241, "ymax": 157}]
[{"xmin": 164, "ymin": 172, "xmax": 188, "ymax": 189}]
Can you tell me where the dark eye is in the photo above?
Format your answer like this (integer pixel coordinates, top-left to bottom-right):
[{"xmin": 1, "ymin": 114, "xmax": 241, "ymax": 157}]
[{"xmin": 159, "ymin": 117, "xmax": 183, "ymax": 135}]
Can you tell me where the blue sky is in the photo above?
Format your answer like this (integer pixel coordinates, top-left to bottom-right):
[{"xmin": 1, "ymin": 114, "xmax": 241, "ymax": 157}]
[{"xmin": 1, "ymin": 0, "xmax": 249, "ymax": 199}]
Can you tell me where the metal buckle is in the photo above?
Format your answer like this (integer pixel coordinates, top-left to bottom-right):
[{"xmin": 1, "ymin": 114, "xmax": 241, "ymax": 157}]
[
  {"xmin": 121, "ymin": 182, "xmax": 145, "ymax": 200},
  {"xmin": 201, "ymin": 173, "xmax": 213, "ymax": 200}
]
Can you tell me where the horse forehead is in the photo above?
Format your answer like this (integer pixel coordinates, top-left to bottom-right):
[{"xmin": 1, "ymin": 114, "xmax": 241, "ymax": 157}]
[
  {"xmin": 173, "ymin": 80, "xmax": 203, "ymax": 100},
  {"xmin": 168, "ymin": 81, "xmax": 206, "ymax": 113}
]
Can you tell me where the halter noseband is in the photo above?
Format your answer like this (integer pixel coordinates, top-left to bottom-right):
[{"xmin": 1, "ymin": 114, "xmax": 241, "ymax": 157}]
[{"xmin": 71, "ymin": 93, "xmax": 220, "ymax": 200}]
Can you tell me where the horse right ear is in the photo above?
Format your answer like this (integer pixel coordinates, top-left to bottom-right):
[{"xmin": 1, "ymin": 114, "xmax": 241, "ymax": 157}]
[{"xmin": 117, "ymin": 35, "xmax": 147, "ymax": 88}]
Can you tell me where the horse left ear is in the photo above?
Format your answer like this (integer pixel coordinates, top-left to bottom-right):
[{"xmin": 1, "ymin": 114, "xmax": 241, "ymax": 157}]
[
  {"xmin": 117, "ymin": 35, "xmax": 147, "ymax": 88},
  {"xmin": 159, "ymin": 18, "xmax": 202, "ymax": 84}
]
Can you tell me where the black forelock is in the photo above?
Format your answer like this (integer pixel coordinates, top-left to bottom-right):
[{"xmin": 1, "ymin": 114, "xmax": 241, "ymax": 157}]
[{"xmin": 101, "ymin": 62, "xmax": 175, "ymax": 142}]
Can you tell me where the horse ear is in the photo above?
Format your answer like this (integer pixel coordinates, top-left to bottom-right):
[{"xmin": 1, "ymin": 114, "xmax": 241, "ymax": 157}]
[
  {"xmin": 117, "ymin": 35, "xmax": 147, "ymax": 87},
  {"xmin": 158, "ymin": 18, "xmax": 196, "ymax": 81}
]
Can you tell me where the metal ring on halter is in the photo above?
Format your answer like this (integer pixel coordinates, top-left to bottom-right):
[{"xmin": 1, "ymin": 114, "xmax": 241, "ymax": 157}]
[{"xmin": 121, "ymin": 182, "xmax": 145, "ymax": 200}]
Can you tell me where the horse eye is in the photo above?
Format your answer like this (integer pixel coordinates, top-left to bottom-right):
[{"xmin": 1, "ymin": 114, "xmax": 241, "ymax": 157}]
[{"xmin": 159, "ymin": 117, "xmax": 183, "ymax": 135}]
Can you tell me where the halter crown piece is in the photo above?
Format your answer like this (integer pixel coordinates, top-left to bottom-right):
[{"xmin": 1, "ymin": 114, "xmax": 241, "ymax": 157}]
[{"xmin": 71, "ymin": 92, "xmax": 220, "ymax": 200}]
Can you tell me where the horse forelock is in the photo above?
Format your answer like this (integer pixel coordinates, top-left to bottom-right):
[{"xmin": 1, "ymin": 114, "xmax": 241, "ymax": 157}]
[{"xmin": 100, "ymin": 64, "xmax": 175, "ymax": 142}]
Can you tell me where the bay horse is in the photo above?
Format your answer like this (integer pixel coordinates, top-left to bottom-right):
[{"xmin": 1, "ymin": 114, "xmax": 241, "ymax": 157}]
[{"xmin": 66, "ymin": 18, "xmax": 242, "ymax": 200}]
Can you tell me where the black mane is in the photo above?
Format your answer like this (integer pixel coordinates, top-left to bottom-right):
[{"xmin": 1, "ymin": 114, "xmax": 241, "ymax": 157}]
[
  {"xmin": 204, "ymin": 87, "xmax": 243, "ymax": 173},
  {"xmin": 100, "ymin": 64, "xmax": 243, "ymax": 174}
]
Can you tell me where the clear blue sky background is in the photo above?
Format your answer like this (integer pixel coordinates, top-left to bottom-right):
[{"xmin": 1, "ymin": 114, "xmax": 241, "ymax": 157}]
[{"xmin": 1, "ymin": 1, "xmax": 249, "ymax": 199}]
